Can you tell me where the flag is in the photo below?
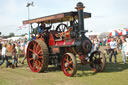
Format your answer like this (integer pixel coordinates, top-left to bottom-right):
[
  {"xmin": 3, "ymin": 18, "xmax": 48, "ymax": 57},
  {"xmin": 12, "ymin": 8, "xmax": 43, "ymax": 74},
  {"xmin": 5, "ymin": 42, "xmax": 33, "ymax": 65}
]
[{"xmin": 18, "ymin": 25, "xmax": 27, "ymax": 30}]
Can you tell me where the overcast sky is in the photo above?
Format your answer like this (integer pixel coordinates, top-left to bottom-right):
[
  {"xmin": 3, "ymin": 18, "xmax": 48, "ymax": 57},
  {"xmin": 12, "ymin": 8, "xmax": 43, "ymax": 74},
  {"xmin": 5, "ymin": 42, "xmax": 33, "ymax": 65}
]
[{"xmin": 0, "ymin": 0, "xmax": 128, "ymax": 35}]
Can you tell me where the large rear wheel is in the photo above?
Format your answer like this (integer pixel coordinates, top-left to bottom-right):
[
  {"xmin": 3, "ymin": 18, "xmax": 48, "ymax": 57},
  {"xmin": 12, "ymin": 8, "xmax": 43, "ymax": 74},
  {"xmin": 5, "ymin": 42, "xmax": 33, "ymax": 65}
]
[
  {"xmin": 90, "ymin": 51, "xmax": 106, "ymax": 72},
  {"xmin": 61, "ymin": 53, "xmax": 77, "ymax": 77},
  {"xmin": 27, "ymin": 39, "xmax": 49, "ymax": 72}
]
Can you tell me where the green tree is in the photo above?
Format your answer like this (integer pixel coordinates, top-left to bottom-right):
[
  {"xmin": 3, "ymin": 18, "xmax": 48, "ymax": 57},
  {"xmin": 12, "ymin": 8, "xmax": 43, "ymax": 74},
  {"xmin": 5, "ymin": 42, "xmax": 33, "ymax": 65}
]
[{"xmin": 9, "ymin": 32, "xmax": 15, "ymax": 37}]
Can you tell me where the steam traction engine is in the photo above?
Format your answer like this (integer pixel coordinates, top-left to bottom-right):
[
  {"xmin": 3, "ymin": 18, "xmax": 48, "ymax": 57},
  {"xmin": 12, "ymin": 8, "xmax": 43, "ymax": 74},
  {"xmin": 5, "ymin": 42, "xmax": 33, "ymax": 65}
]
[{"xmin": 23, "ymin": 2, "xmax": 106, "ymax": 77}]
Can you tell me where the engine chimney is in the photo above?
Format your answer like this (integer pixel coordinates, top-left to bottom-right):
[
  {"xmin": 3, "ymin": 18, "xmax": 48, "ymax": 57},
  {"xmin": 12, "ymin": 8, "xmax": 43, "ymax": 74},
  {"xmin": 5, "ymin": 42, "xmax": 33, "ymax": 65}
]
[{"xmin": 75, "ymin": 2, "xmax": 85, "ymax": 35}]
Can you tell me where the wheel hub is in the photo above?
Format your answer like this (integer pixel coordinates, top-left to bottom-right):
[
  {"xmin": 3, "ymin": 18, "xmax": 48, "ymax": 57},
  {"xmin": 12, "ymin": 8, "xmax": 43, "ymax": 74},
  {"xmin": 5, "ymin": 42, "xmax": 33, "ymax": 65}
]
[
  {"xmin": 65, "ymin": 62, "xmax": 69, "ymax": 68},
  {"xmin": 33, "ymin": 54, "xmax": 38, "ymax": 60}
]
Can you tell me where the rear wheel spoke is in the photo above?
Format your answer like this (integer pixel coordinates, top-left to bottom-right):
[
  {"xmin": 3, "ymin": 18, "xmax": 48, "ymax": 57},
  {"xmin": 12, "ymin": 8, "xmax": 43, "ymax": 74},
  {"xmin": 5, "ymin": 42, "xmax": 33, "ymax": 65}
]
[
  {"xmin": 35, "ymin": 44, "xmax": 40, "ymax": 53},
  {"xmin": 38, "ymin": 60, "xmax": 42, "ymax": 67},
  {"xmin": 33, "ymin": 44, "xmax": 37, "ymax": 52},
  {"xmin": 28, "ymin": 48, "xmax": 34, "ymax": 53},
  {"xmin": 32, "ymin": 61, "xmax": 37, "ymax": 70},
  {"xmin": 29, "ymin": 57, "xmax": 33, "ymax": 61},
  {"xmin": 36, "ymin": 61, "xmax": 41, "ymax": 69},
  {"xmin": 69, "ymin": 61, "xmax": 73, "ymax": 65},
  {"xmin": 37, "ymin": 49, "xmax": 42, "ymax": 55}
]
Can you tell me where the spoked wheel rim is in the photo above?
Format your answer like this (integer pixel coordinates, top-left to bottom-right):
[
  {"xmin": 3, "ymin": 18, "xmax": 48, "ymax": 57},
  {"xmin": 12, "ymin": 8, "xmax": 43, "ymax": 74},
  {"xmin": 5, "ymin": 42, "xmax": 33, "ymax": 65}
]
[
  {"xmin": 90, "ymin": 51, "xmax": 106, "ymax": 72},
  {"xmin": 62, "ymin": 53, "xmax": 77, "ymax": 77},
  {"xmin": 0, "ymin": 56, "xmax": 4, "ymax": 66},
  {"xmin": 55, "ymin": 24, "xmax": 68, "ymax": 32},
  {"xmin": 27, "ymin": 39, "xmax": 49, "ymax": 72}
]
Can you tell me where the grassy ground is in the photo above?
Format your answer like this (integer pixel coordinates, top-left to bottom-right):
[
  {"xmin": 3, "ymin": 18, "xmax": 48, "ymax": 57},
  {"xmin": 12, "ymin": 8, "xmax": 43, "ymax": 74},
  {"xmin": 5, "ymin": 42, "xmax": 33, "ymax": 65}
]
[{"xmin": 0, "ymin": 49, "xmax": 128, "ymax": 85}]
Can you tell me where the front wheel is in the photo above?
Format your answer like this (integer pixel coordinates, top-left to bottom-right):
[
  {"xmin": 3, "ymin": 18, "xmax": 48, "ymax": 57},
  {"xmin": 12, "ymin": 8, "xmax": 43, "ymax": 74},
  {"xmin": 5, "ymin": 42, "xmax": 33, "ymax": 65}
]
[
  {"xmin": 61, "ymin": 53, "xmax": 77, "ymax": 77},
  {"xmin": 90, "ymin": 51, "xmax": 106, "ymax": 72}
]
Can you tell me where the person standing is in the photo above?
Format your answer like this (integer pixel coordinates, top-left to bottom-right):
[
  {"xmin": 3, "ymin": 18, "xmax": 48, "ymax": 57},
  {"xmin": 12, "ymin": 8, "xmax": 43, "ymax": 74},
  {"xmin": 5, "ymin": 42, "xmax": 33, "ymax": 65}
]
[
  {"xmin": 12, "ymin": 44, "xmax": 18, "ymax": 68},
  {"xmin": 16, "ymin": 43, "xmax": 21, "ymax": 63},
  {"xmin": 122, "ymin": 39, "xmax": 127, "ymax": 64},
  {"xmin": 94, "ymin": 38, "xmax": 100, "ymax": 51},
  {"xmin": 107, "ymin": 37, "xmax": 111, "ymax": 46},
  {"xmin": 21, "ymin": 41, "xmax": 29, "ymax": 64},
  {"xmin": 109, "ymin": 38, "xmax": 117, "ymax": 63},
  {"xmin": 1, "ymin": 44, "xmax": 9, "ymax": 67}
]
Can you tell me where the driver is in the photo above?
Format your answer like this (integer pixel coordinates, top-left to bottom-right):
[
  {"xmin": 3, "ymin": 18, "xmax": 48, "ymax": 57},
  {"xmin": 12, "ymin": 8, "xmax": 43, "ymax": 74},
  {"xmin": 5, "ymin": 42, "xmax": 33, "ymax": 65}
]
[
  {"xmin": 37, "ymin": 22, "xmax": 52, "ymax": 45},
  {"xmin": 38, "ymin": 22, "xmax": 45, "ymax": 34},
  {"xmin": 38, "ymin": 22, "xmax": 52, "ymax": 34}
]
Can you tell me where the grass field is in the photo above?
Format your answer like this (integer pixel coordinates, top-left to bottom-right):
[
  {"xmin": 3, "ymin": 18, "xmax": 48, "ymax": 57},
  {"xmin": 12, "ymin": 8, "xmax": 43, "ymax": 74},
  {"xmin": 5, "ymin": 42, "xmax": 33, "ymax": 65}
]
[{"xmin": 0, "ymin": 51, "xmax": 128, "ymax": 85}]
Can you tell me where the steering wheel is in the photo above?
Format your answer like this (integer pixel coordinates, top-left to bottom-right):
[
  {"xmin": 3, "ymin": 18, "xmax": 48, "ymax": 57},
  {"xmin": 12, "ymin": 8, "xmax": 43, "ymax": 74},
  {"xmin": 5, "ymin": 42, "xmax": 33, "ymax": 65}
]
[{"xmin": 55, "ymin": 23, "xmax": 68, "ymax": 32}]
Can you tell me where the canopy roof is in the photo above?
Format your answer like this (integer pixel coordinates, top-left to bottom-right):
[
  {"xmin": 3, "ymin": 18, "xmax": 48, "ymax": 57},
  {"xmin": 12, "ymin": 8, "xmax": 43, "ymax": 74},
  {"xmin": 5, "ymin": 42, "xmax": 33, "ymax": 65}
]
[{"xmin": 23, "ymin": 11, "xmax": 91, "ymax": 24}]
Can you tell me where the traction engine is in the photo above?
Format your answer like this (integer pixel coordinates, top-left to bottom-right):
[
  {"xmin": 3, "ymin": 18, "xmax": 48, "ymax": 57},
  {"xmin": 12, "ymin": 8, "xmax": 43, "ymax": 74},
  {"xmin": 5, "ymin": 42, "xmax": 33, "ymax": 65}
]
[{"xmin": 23, "ymin": 2, "xmax": 106, "ymax": 77}]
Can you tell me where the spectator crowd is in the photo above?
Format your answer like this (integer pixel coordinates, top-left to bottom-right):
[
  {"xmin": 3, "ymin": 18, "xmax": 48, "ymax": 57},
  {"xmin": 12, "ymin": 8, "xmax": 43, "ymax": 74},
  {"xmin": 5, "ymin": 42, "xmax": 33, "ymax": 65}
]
[
  {"xmin": 0, "ymin": 39, "xmax": 29, "ymax": 68},
  {"xmin": 89, "ymin": 36, "xmax": 128, "ymax": 64}
]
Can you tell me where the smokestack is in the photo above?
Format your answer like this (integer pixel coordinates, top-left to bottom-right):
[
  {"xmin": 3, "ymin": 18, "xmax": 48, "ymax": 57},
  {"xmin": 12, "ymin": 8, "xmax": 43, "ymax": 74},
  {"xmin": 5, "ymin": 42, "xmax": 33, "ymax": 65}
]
[{"xmin": 75, "ymin": 2, "xmax": 85, "ymax": 34}]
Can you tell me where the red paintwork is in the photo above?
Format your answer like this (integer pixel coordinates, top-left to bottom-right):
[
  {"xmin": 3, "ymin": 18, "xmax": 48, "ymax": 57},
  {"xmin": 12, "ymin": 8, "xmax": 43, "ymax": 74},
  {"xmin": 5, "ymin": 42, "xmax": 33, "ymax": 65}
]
[
  {"xmin": 65, "ymin": 27, "xmax": 73, "ymax": 39},
  {"xmin": 65, "ymin": 32, "xmax": 70, "ymax": 39},
  {"xmin": 49, "ymin": 27, "xmax": 74, "ymax": 47},
  {"xmin": 55, "ymin": 40, "xmax": 64, "ymax": 46},
  {"xmin": 55, "ymin": 39, "xmax": 75, "ymax": 46},
  {"xmin": 49, "ymin": 33, "xmax": 55, "ymax": 46},
  {"xmin": 79, "ymin": 55, "xmax": 85, "ymax": 61}
]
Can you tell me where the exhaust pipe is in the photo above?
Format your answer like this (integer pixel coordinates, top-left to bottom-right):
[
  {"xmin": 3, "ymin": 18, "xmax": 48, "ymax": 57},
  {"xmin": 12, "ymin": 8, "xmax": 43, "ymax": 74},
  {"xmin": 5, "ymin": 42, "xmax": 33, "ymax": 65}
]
[{"xmin": 75, "ymin": 2, "xmax": 86, "ymax": 35}]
